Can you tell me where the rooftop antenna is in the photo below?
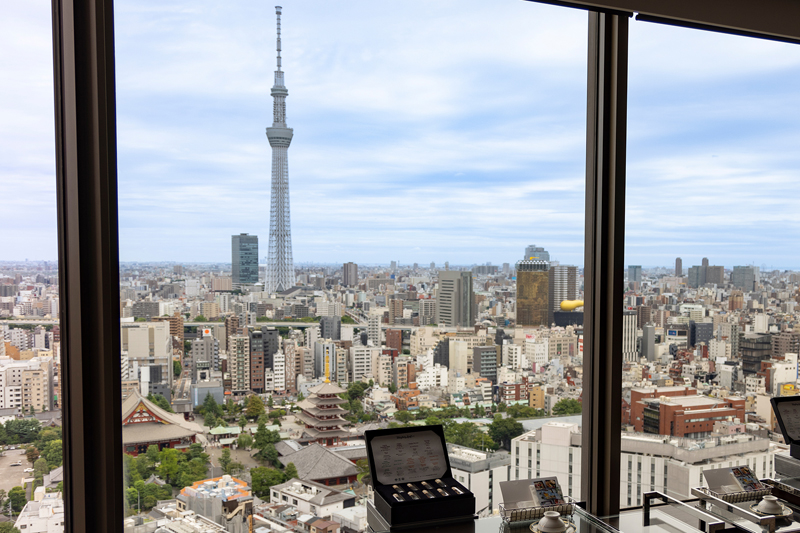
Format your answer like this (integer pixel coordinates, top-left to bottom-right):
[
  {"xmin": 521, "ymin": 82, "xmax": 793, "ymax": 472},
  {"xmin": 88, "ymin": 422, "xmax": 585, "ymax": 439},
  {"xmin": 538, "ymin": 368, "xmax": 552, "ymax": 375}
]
[{"xmin": 276, "ymin": 6, "xmax": 283, "ymax": 73}]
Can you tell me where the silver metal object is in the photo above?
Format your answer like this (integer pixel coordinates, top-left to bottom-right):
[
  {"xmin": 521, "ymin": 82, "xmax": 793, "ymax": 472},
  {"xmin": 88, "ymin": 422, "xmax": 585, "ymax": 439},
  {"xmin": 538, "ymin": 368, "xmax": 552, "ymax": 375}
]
[
  {"xmin": 266, "ymin": 5, "xmax": 295, "ymax": 294},
  {"xmin": 691, "ymin": 487, "xmax": 777, "ymax": 533},
  {"xmin": 643, "ymin": 491, "xmax": 725, "ymax": 533}
]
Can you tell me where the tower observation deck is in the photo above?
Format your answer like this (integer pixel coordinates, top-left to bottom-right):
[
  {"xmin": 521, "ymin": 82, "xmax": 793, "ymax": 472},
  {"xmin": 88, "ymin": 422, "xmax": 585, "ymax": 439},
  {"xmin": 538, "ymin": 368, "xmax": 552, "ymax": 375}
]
[{"xmin": 266, "ymin": 5, "xmax": 295, "ymax": 293}]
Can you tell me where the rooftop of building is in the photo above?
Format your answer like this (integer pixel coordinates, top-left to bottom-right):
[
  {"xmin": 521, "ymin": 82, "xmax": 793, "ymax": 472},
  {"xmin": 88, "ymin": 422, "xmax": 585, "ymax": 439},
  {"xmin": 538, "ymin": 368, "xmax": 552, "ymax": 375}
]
[
  {"xmin": 278, "ymin": 443, "xmax": 358, "ymax": 481},
  {"xmin": 179, "ymin": 475, "xmax": 250, "ymax": 502},
  {"xmin": 271, "ymin": 478, "xmax": 356, "ymax": 507}
]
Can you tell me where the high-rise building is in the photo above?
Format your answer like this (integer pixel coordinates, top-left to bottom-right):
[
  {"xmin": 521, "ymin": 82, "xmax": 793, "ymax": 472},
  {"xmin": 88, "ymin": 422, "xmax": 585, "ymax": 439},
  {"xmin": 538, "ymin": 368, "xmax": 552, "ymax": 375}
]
[
  {"xmin": 388, "ymin": 298, "xmax": 404, "ymax": 325},
  {"xmin": 232, "ymin": 233, "xmax": 259, "ymax": 286},
  {"xmin": 436, "ymin": 271, "xmax": 474, "ymax": 328},
  {"xmin": 266, "ymin": 7, "xmax": 295, "ymax": 294},
  {"xmin": 622, "ymin": 310, "xmax": 637, "ymax": 362},
  {"xmin": 675, "ymin": 257, "xmax": 682, "ymax": 277},
  {"xmin": 390, "ymin": 261, "xmax": 398, "ymax": 272},
  {"xmin": 228, "ymin": 335, "xmax": 250, "ymax": 393},
  {"xmin": 190, "ymin": 334, "xmax": 219, "ymax": 383},
  {"xmin": 385, "ymin": 329, "xmax": 403, "ymax": 353},
  {"xmin": 628, "ymin": 265, "xmax": 642, "ymax": 283},
  {"xmin": 642, "ymin": 324, "xmax": 656, "ymax": 361},
  {"xmin": 732, "ymin": 266, "xmax": 760, "ymax": 291},
  {"xmin": 702, "ymin": 257, "xmax": 709, "ymax": 268},
  {"xmin": 524, "ymin": 245, "xmax": 550, "ymax": 262},
  {"xmin": 705, "ymin": 265, "xmax": 724, "ymax": 286},
  {"xmin": 320, "ymin": 316, "xmax": 341, "ymax": 341},
  {"xmin": 367, "ymin": 315, "xmax": 382, "ymax": 347},
  {"xmin": 343, "ymin": 262, "xmax": 358, "ymax": 287},
  {"xmin": 249, "ymin": 326, "xmax": 280, "ymax": 393},
  {"xmin": 548, "ymin": 265, "xmax": 578, "ymax": 326},
  {"xmin": 515, "ymin": 260, "xmax": 549, "ymax": 327}
]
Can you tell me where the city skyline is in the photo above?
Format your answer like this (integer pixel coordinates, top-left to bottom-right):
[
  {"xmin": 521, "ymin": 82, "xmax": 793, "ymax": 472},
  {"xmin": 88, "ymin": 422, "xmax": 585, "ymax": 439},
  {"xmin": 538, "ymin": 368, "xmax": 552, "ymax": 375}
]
[{"xmin": 2, "ymin": 2, "xmax": 800, "ymax": 267}]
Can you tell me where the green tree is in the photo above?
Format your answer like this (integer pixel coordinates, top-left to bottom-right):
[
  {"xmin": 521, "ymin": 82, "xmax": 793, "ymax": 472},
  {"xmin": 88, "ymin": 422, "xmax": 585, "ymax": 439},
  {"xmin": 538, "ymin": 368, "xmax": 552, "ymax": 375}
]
[
  {"xmin": 219, "ymin": 449, "xmax": 233, "ymax": 474},
  {"xmin": 29, "ymin": 405, "xmax": 35, "ymax": 415},
  {"xmin": 238, "ymin": 415, "xmax": 247, "ymax": 431},
  {"xmin": 246, "ymin": 395, "xmax": 265, "ymax": 419},
  {"xmin": 444, "ymin": 422, "xmax": 482, "ymax": 448},
  {"xmin": 250, "ymin": 467, "xmax": 286, "ymax": 498},
  {"xmin": 173, "ymin": 360, "xmax": 182, "ymax": 378},
  {"xmin": 8, "ymin": 486, "xmax": 26, "ymax": 513},
  {"xmin": 33, "ymin": 457, "xmax": 49, "ymax": 479},
  {"xmin": 25, "ymin": 446, "xmax": 39, "ymax": 465},
  {"xmin": 237, "ymin": 433, "xmax": 253, "ymax": 449},
  {"xmin": 387, "ymin": 384, "xmax": 397, "ymax": 394},
  {"xmin": 0, "ymin": 490, "xmax": 7, "ymax": 515},
  {"xmin": 394, "ymin": 410, "xmax": 414, "ymax": 424},
  {"xmin": 263, "ymin": 443, "xmax": 279, "ymax": 466},
  {"xmin": 42, "ymin": 440, "xmax": 63, "ymax": 469},
  {"xmin": 146, "ymin": 444, "xmax": 160, "ymax": 464},
  {"xmin": 193, "ymin": 315, "xmax": 207, "ymax": 322},
  {"xmin": 355, "ymin": 458, "xmax": 370, "ymax": 482},
  {"xmin": 552, "ymin": 398, "xmax": 582, "ymax": 416},
  {"xmin": 424, "ymin": 415, "xmax": 443, "ymax": 427},
  {"xmin": 488, "ymin": 416, "xmax": 524, "ymax": 450},
  {"xmin": 202, "ymin": 393, "xmax": 223, "ymax": 419},
  {"xmin": 284, "ymin": 462, "xmax": 298, "ymax": 480},
  {"xmin": 34, "ymin": 427, "xmax": 61, "ymax": 452},
  {"xmin": 157, "ymin": 449, "xmax": 182, "ymax": 485},
  {"xmin": 147, "ymin": 393, "xmax": 174, "ymax": 413},
  {"xmin": 0, "ymin": 523, "xmax": 20, "ymax": 533},
  {"xmin": 5, "ymin": 419, "xmax": 41, "ymax": 443},
  {"xmin": 345, "ymin": 381, "xmax": 369, "ymax": 402}
]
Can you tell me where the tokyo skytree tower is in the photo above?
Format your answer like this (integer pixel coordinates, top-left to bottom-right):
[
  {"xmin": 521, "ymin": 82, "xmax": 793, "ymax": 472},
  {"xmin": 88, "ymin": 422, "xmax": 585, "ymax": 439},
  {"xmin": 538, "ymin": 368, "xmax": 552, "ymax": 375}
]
[{"xmin": 266, "ymin": 6, "xmax": 295, "ymax": 293}]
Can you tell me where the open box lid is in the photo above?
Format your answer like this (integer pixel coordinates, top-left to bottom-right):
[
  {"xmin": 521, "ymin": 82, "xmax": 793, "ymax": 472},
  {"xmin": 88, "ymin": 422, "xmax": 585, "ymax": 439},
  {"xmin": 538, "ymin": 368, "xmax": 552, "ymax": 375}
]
[
  {"xmin": 365, "ymin": 425, "xmax": 451, "ymax": 486},
  {"xmin": 771, "ymin": 396, "xmax": 800, "ymax": 446}
]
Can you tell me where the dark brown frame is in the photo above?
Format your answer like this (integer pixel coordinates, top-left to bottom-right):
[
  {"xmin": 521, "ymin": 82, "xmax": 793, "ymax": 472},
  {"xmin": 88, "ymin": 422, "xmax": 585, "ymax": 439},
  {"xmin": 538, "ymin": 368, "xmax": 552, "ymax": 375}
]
[{"xmin": 52, "ymin": 0, "xmax": 124, "ymax": 531}]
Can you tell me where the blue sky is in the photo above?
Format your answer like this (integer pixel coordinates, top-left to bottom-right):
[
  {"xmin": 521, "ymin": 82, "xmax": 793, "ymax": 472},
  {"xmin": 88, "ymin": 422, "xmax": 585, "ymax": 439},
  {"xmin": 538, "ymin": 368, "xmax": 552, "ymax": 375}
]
[{"xmin": 2, "ymin": 2, "xmax": 800, "ymax": 269}]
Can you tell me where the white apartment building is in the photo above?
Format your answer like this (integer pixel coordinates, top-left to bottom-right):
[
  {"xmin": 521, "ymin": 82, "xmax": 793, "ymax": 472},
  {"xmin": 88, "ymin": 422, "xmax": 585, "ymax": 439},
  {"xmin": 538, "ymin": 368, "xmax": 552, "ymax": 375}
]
[
  {"xmin": 448, "ymin": 444, "xmax": 510, "ymax": 517},
  {"xmin": 510, "ymin": 422, "xmax": 779, "ymax": 508},
  {"xmin": 416, "ymin": 363, "xmax": 448, "ymax": 390},
  {"xmin": 367, "ymin": 315, "xmax": 382, "ymax": 347},
  {"xmin": 121, "ymin": 321, "xmax": 172, "ymax": 383},
  {"xmin": 0, "ymin": 357, "xmax": 53, "ymax": 411},
  {"xmin": 272, "ymin": 351, "xmax": 286, "ymax": 392},
  {"xmin": 375, "ymin": 354, "xmax": 392, "ymax": 386},
  {"xmin": 503, "ymin": 343, "xmax": 524, "ymax": 369},
  {"xmin": 14, "ymin": 490, "xmax": 64, "ymax": 533},
  {"xmin": 270, "ymin": 479, "xmax": 355, "ymax": 518},
  {"xmin": 350, "ymin": 345, "xmax": 378, "ymax": 383}
]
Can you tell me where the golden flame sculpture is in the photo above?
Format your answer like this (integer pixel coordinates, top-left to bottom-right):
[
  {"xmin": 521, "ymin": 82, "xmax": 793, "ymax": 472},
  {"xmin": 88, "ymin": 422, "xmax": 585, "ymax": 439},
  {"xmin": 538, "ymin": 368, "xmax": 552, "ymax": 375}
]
[{"xmin": 560, "ymin": 300, "xmax": 585, "ymax": 311}]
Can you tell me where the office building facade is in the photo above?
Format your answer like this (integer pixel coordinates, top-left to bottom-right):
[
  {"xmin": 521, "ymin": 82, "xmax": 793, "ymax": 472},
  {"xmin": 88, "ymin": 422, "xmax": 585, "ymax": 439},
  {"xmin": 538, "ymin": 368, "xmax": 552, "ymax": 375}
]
[
  {"xmin": 515, "ymin": 260, "xmax": 549, "ymax": 327},
  {"xmin": 232, "ymin": 233, "xmax": 259, "ymax": 286},
  {"xmin": 436, "ymin": 270, "xmax": 475, "ymax": 328}
]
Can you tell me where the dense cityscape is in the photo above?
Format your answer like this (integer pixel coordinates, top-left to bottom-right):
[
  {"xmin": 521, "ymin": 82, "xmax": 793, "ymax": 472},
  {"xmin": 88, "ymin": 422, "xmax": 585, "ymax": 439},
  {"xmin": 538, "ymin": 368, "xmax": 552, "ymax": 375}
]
[{"xmin": 0, "ymin": 251, "xmax": 798, "ymax": 531}]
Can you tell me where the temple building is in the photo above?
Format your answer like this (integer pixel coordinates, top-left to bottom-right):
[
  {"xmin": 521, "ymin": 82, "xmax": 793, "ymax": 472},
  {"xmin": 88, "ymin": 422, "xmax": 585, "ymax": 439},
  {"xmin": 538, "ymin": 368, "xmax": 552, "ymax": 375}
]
[
  {"xmin": 295, "ymin": 382, "xmax": 351, "ymax": 446},
  {"xmin": 122, "ymin": 390, "xmax": 202, "ymax": 455}
]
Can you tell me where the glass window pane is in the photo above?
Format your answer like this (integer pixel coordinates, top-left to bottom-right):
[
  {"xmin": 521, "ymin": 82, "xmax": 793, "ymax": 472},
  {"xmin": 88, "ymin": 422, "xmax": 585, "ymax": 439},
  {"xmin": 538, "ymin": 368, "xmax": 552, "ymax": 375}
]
[
  {"xmin": 624, "ymin": 20, "xmax": 800, "ymax": 506},
  {"xmin": 114, "ymin": 0, "xmax": 586, "ymax": 523},
  {"xmin": 0, "ymin": 2, "xmax": 65, "ymax": 527}
]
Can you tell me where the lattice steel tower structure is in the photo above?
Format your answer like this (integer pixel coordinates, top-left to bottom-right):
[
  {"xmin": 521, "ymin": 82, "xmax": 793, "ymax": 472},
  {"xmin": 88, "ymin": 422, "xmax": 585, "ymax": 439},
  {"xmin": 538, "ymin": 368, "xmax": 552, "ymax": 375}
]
[{"xmin": 266, "ymin": 6, "xmax": 295, "ymax": 293}]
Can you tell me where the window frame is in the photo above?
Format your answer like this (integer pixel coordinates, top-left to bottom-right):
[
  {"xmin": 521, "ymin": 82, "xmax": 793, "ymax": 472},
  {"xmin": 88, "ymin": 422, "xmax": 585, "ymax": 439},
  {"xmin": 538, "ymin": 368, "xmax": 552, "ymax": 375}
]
[{"xmin": 51, "ymin": 0, "xmax": 799, "ymax": 529}]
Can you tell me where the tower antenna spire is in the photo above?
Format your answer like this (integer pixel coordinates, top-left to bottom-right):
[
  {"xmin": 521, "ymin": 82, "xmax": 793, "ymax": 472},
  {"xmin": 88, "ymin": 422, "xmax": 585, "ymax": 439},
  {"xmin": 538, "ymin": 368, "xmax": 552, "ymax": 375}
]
[{"xmin": 276, "ymin": 6, "xmax": 282, "ymax": 72}]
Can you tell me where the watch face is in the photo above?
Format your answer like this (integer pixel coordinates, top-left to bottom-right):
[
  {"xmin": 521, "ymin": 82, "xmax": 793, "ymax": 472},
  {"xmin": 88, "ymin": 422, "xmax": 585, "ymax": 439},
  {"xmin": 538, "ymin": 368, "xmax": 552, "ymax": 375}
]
[{"xmin": 776, "ymin": 399, "xmax": 800, "ymax": 442}]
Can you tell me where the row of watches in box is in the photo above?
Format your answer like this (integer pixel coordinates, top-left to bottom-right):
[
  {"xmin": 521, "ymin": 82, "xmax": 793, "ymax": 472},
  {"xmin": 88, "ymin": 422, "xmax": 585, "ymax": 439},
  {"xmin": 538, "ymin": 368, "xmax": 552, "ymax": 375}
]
[{"xmin": 391, "ymin": 479, "xmax": 466, "ymax": 502}]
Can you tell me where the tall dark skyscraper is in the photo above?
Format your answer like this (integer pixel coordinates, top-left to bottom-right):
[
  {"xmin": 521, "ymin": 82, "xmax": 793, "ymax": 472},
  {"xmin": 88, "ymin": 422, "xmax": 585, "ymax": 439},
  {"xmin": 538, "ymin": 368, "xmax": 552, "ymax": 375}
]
[
  {"xmin": 675, "ymin": 257, "xmax": 682, "ymax": 277},
  {"xmin": 516, "ymin": 259, "xmax": 549, "ymax": 327},
  {"xmin": 232, "ymin": 233, "xmax": 258, "ymax": 285}
]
